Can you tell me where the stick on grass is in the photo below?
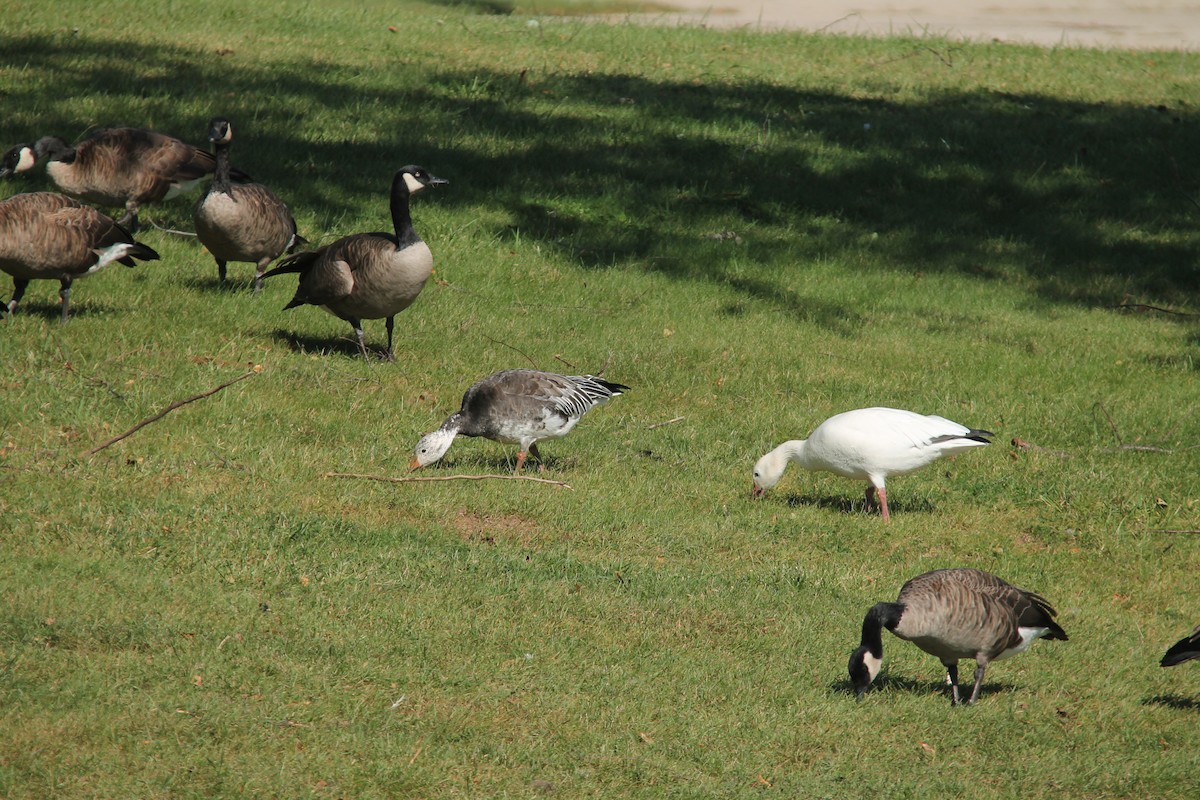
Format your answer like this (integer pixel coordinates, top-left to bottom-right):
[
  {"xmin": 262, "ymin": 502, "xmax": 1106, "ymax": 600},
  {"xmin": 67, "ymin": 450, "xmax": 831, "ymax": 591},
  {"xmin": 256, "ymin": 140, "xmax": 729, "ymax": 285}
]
[
  {"xmin": 324, "ymin": 471, "xmax": 573, "ymax": 489},
  {"xmin": 82, "ymin": 371, "xmax": 257, "ymax": 457}
]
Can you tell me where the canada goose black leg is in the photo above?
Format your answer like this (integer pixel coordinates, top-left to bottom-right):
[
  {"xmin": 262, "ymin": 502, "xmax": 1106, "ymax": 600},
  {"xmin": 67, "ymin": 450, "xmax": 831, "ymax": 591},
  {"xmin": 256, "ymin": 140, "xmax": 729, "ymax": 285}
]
[
  {"xmin": 58, "ymin": 280, "xmax": 72, "ymax": 324},
  {"xmin": 216, "ymin": 259, "xmax": 229, "ymax": 284},
  {"xmin": 348, "ymin": 317, "xmax": 369, "ymax": 361},
  {"xmin": 383, "ymin": 315, "xmax": 397, "ymax": 362},
  {"xmin": 945, "ymin": 662, "xmax": 961, "ymax": 706},
  {"xmin": 119, "ymin": 202, "xmax": 141, "ymax": 233},
  {"xmin": 253, "ymin": 257, "xmax": 272, "ymax": 294},
  {"xmin": 5, "ymin": 278, "xmax": 29, "ymax": 315},
  {"xmin": 966, "ymin": 661, "xmax": 988, "ymax": 705}
]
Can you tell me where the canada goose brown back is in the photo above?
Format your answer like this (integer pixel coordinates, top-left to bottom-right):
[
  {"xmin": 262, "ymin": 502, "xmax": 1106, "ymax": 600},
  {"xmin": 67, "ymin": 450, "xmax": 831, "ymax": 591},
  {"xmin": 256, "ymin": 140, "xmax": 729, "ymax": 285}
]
[
  {"xmin": 193, "ymin": 117, "xmax": 304, "ymax": 291},
  {"xmin": 0, "ymin": 192, "xmax": 160, "ymax": 322},
  {"xmin": 1, "ymin": 127, "xmax": 249, "ymax": 231},
  {"xmin": 262, "ymin": 165, "xmax": 447, "ymax": 361},
  {"xmin": 848, "ymin": 568, "xmax": 1067, "ymax": 705},
  {"xmin": 1161, "ymin": 625, "xmax": 1200, "ymax": 667}
]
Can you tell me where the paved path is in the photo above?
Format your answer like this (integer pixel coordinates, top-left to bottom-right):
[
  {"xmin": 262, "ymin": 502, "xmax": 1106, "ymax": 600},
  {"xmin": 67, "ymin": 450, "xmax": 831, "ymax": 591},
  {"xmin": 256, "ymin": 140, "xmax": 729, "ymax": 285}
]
[{"xmin": 651, "ymin": 1, "xmax": 1198, "ymax": 50}]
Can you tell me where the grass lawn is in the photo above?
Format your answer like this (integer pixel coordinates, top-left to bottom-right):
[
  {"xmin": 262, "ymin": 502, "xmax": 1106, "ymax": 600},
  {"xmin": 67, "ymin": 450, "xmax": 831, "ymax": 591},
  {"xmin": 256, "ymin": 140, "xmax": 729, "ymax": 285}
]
[{"xmin": 1, "ymin": 1, "xmax": 1198, "ymax": 797}]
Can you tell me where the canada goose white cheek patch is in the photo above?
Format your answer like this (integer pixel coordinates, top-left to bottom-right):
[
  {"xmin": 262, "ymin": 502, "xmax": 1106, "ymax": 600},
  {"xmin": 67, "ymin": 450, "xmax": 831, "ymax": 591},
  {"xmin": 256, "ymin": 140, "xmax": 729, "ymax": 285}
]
[
  {"xmin": 864, "ymin": 652, "xmax": 883, "ymax": 682},
  {"xmin": 16, "ymin": 147, "xmax": 36, "ymax": 172},
  {"xmin": 402, "ymin": 172, "xmax": 425, "ymax": 194}
]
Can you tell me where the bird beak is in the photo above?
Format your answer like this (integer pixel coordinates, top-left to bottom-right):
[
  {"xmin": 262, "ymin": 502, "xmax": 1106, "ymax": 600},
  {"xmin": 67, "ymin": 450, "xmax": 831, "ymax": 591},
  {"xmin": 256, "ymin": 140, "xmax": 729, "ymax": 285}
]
[
  {"xmin": 751, "ymin": 484, "xmax": 765, "ymax": 499},
  {"xmin": 428, "ymin": 176, "xmax": 449, "ymax": 188},
  {"xmin": 0, "ymin": 167, "xmax": 11, "ymax": 179},
  {"xmin": 409, "ymin": 457, "xmax": 423, "ymax": 471}
]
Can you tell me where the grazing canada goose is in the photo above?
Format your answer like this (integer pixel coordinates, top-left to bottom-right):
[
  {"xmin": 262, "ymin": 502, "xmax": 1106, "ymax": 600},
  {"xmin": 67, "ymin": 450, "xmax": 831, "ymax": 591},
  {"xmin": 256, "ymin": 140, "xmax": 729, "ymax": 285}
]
[
  {"xmin": 1161, "ymin": 625, "xmax": 1200, "ymax": 667},
  {"xmin": 848, "ymin": 568, "xmax": 1068, "ymax": 705},
  {"xmin": 0, "ymin": 126, "xmax": 248, "ymax": 231},
  {"xmin": 411, "ymin": 369, "xmax": 630, "ymax": 473},
  {"xmin": 0, "ymin": 192, "xmax": 160, "ymax": 322},
  {"xmin": 751, "ymin": 407, "xmax": 993, "ymax": 521},
  {"xmin": 193, "ymin": 117, "xmax": 305, "ymax": 292},
  {"xmin": 262, "ymin": 165, "xmax": 446, "ymax": 361}
]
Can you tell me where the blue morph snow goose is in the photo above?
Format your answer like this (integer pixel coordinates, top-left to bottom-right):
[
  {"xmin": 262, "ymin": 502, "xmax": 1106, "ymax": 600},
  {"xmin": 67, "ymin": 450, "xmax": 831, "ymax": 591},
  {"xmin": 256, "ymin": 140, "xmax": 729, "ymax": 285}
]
[
  {"xmin": 751, "ymin": 407, "xmax": 993, "ymax": 521},
  {"xmin": 411, "ymin": 369, "xmax": 630, "ymax": 473},
  {"xmin": 193, "ymin": 117, "xmax": 305, "ymax": 292},
  {"xmin": 848, "ymin": 568, "xmax": 1068, "ymax": 705},
  {"xmin": 0, "ymin": 192, "xmax": 160, "ymax": 322},
  {"xmin": 1, "ymin": 127, "xmax": 248, "ymax": 231},
  {"xmin": 263, "ymin": 165, "xmax": 446, "ymax": 361}
]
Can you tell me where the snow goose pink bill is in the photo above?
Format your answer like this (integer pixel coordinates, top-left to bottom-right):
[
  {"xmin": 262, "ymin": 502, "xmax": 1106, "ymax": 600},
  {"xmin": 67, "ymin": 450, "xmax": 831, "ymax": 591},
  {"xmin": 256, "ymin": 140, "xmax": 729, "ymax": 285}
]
[
  {"xmin": 411, "ymin": 369, "xmax": 630, "ymax": 474},
  {"xmin": 751, "ymin": 407, "xmax": 993, "ymax": 521}
]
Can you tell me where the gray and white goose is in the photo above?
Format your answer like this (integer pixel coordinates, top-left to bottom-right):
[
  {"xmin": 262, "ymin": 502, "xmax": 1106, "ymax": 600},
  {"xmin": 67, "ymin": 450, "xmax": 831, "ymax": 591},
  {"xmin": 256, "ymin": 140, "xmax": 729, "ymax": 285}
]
[
  {"xmin": 193, "ymin": 117, "xmax": 305, "ymax": 291},
  {"xmin": 262, "ymin": 165, "xmax": 446, "ymax": 361},
  {"xmin": 1, "ymin": 126, "xmax": 249, "ymax": 231},
  {"xmin": 848, "ymin": 568, "xmax": 1068, "ymax": 705},
  {"xmin": 752, "ymin": 407, "xmax": 993, "ymax": 521},
  {"xmin": 0, "ymin": 192, "xmax": 160, "ymax": 322},
  {"xmin": 411, "ymin": 369, "xmax": 630, "ymax": 473},
  {"xmin": 1161, "ymin": 625, "xmax": 1200, "ymax": 667}
]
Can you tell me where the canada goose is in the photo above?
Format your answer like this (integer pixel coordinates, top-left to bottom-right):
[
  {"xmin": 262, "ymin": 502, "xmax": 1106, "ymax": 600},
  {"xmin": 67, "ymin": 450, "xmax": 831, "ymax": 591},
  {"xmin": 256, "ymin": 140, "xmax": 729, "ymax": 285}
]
[
  {"xmin": 0, "ymin": 127, "xmax": 249, "ymax": 231},
  {"xmin": 262, "ymin": 165, "xmax": 446, "ymax": 361},
  {"xmin": 1161, "ymin": 625, "xmax": 1200, "ymax": 667},
  {"xmin": 751, "ymin": 407, "xmax": 993, "ymax": 521},
  {"xmin": 0, "ymin": 192, "xmax": 160, "ymax": 322},
  {"xmin": 193, "ymin": 117, "xmax": 304, "ymax": 292},
  {"xmin": 848, "ymin": 568, "xmax": 1068, "ymax": 705},
  {"xmin": 411, "ymin": 369, "xmax": 630, "ymax": 473}
]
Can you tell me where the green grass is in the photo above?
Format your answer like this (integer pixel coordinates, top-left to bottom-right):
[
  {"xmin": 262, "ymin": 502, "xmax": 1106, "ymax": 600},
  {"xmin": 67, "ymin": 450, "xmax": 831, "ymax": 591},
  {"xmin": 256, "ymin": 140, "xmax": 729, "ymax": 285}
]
[{"xmin": 2, "ymin": 1, "xmax": 1199, "ymax": 797}]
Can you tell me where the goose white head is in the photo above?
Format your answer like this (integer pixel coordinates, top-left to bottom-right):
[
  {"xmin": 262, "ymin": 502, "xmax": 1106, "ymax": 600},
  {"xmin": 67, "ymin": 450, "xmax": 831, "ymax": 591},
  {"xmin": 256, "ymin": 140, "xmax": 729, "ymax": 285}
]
[
  {"xmin": 0, "ymin": 144, "xmax": 37, "ymax": 177},
  {"xmin": 411, "ymin": 427, "xmax": 456, "ymax": 469},
  {"xmin": 751, "ymin": 446, "xmax": 790, "ymax": 498}
]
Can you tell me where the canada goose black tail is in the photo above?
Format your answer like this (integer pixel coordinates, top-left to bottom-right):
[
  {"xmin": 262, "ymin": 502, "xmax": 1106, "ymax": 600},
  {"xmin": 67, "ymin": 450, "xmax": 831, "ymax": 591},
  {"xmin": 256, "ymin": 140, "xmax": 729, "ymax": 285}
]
[
  {"xmin": 964, "ymin": 429, "xmax": 995, "ymax": 444},
  {"xmin": 1161, "ymin": 627, "xmax": 1200, "ymax": 667},
  {"xmin": 261, "ymin": 250, "xmax": 315, "ymax": 280},
  {"xmin": 117, "ymin": 243, "xmax": 161, "ymax": 268}
]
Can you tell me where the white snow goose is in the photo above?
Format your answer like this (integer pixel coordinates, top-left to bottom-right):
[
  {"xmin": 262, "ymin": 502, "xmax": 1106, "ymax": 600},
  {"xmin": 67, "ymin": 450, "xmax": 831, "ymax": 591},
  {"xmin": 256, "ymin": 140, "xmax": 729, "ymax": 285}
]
[
  {"xmin": 411, "ymin": 369, "xmax": 630, "ymax": 473},
  {"xmin": 751, "ymin": 406, "xmax": 993, "ymax": 521},
  {"xmin": 848, "ymin": 568, "xmax": 1068, "ymax": 705}
]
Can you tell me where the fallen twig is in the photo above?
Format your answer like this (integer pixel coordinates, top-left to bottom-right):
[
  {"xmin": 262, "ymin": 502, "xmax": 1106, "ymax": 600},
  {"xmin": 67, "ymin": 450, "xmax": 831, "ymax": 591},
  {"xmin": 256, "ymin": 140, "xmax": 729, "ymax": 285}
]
[
  {"xmin": 1093, "ymin": 402, "xmax": 1122, "ymax": 446},
  {"xmin": 82, "ymin": 371, "xmax": 256, "ymax": 457},
  {"xmin": 324, "ymin": 471, "xmax": 573, "ymax": 489},
  {"xmin": 148, "ymin": 220, "xmax": 198, "ymax": 237},
  {"xmin": 1149, "ymin": 529, "xmax": 1200, "ymax": 534},
  {"xmin": 648, "ymin": 416, "xmax": 686, "ymax": 430},
  {"xmin": 1108, "ymin": 303, "xmax": 1197, "ymax": 317},
  {"xmin": 1101, "ymin": 445, "xmax": 1174, "ymax": 454}
]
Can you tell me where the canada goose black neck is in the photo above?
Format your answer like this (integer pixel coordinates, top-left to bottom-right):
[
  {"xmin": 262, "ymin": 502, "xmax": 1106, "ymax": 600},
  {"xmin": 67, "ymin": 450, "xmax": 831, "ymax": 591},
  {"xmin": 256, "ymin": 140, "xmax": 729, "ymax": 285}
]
[
  {"xmin": 35, "ymin": 136, "xmax": 75, "ymax": 164},
  {"xmin": 390, "ymin": 168, "xmax": 420, "ymax": 249},
  {"xmin": 207, "ymin": 118, "xmax": 234, "ymax": 194}
]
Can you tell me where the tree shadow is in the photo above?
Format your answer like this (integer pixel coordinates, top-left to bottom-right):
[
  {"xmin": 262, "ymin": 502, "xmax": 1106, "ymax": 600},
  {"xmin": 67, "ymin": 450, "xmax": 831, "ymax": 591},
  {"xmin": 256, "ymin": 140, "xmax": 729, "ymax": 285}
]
[{"xmin": 2, "ymin": 29, "xmax": 1197, "ymax": 324}]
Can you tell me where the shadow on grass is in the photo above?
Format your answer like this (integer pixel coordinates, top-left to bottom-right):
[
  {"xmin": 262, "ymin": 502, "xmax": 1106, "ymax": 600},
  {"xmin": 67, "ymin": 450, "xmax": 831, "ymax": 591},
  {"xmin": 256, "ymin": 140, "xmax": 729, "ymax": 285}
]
[
  {"xmin": 781, "ymin": 492, "xmax": 938, "ymax": 516},
  {"xmin": 1142, "ymin": 693, "xmax": 1200, "ymax": 711},
  {"xmin": 269, "ymin": 328, "xmax": 371, "ymax": 360},
  {"xmin": 2, "ymin": 30, "xmax": 1198, "ymax": 323},
  {"xmin": 831, "ymin": 673, "xmax": 1016, "ymax": 703}
]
